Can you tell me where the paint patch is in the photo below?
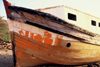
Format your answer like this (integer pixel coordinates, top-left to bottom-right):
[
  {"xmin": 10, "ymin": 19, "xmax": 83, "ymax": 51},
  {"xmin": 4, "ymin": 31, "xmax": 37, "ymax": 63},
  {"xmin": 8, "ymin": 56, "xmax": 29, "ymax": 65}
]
[{"xmin": 18, "ymin": 30, "xmax": 63, "ymax": 46}]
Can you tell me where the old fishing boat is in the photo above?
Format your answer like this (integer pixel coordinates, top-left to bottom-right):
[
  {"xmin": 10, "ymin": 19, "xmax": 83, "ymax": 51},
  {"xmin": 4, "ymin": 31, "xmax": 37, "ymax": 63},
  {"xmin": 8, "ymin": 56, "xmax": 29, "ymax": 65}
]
[{"xmin": 3, "ymin": 0, "xmax": 100, "ymax": 67}]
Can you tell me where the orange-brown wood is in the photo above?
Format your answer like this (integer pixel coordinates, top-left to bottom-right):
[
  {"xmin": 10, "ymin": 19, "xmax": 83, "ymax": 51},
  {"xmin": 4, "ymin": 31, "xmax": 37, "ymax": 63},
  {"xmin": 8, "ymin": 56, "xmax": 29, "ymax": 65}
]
[{"xmin": 13, "ymin": 32, "xmax": 100, "ymax": 66}]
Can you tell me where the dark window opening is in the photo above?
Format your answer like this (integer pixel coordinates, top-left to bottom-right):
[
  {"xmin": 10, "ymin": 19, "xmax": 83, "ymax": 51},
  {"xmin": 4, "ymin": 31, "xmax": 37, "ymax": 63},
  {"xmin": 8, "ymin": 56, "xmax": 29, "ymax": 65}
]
[
  {"xmin": 91, "ymin": 20, "xmax": 96, "ymax": 26},
  {"xmin": 99, "ymin": 23, "xmax": 100, "ymax": 27},
  {"xmin": 68, "ymin": 13, "xmax": 77, "ymax": 21}
]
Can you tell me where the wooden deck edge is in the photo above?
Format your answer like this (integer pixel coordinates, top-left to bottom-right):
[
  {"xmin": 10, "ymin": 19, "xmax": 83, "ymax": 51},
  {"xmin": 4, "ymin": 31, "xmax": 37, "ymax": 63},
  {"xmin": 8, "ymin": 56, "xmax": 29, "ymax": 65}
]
[{"xmin": 8, "ymin": 6, "xmax": 96, "ymax": 37}]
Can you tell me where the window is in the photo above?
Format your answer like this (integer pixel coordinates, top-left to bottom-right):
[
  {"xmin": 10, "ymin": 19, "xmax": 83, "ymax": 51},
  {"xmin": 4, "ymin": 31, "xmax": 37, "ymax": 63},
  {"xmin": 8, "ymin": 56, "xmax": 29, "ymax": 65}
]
[
  {"xmin": 91, "ymin": 20, "xmax": 96, "ymax": 26},
  {"xmin": 68, "ymin": 13, "xmax": 77, "ymax": 21},
  {"xmin": 99, "ymin": 23, "xmax": 100, "ymax": 27}
]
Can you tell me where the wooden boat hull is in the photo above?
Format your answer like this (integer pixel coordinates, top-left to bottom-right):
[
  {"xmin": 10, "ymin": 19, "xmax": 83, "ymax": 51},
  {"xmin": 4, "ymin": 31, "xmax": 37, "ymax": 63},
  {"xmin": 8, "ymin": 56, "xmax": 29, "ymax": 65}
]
[
  {"xmin": 8, "ymin": 19, "xmax": 100, "ymax": 67},
  {"xmin": 3, "ymin": 0, "xmax": 100, "ymax": 66}
]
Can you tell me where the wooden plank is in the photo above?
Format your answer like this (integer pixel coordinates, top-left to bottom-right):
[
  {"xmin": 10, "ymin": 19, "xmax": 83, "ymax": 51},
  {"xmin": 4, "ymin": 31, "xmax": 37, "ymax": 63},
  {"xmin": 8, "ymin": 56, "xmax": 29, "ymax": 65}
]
[
  {"xmin": 8, "ymin": 9, "xmax": 100, "ymax": 45},
  {"xmin": 14, "ymin": 32, "xmax": 100, "ymax": 55},
  {"xmin": 8, "ymin": 6, "xmax": 96, "ymax": 36},
  {"xmin": 13, "ymin": 32, "xmax": 100, "ymax": 66}
]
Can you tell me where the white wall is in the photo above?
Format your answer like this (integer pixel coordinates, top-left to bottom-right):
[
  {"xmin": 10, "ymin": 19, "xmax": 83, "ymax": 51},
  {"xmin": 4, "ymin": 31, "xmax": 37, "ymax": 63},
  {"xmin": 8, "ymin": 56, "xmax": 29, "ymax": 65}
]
[
  {"xmin": 40, "ymin": 6, "xmax": 100, "ymax": 35},
  {"xmin": 40, "ymin": 7, "xmax": 65, "ymax": 21},
  {"xmin": 63, "ymin": 6, "xmax": 100, "ymax": 34}
]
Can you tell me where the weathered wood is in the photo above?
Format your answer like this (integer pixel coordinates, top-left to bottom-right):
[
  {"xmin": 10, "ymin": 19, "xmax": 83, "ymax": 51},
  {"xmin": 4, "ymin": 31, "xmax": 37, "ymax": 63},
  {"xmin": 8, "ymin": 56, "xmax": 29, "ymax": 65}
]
[
  {"xmin": 8, "ymin": 6, "xmax": 96, "ymax": 37},
  {"xmin": 14, "ymin": 32, "xmax": 100, "ymax": 66},
  {"xmin": 7, "ymin": 7, "xmax": 100, "ymax": 45},
  {"xmin": 8, "ymin": 19, "xmax": 100, "ymax": 66},
  {"xmin": 7, "ymin": 15, "xmax": 100, "ymax": 66},
  {"xmin": 5, "ymin": 5, "xmax": 100, "ymax": 67}
]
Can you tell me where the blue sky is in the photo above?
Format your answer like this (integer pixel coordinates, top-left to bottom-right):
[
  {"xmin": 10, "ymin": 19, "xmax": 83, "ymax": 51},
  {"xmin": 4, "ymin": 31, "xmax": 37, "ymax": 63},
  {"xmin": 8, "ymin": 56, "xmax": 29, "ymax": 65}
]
[{"xmin": 1, "ymin": 0, "xmax": 100, "ymax": 20}]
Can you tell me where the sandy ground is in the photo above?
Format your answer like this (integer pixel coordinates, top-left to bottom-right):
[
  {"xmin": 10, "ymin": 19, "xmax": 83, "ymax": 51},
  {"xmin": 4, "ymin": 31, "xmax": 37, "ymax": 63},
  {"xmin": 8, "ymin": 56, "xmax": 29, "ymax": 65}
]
[{"xmin": 0, "ymin": 45, "xmax": 13, "ymax": 67}]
